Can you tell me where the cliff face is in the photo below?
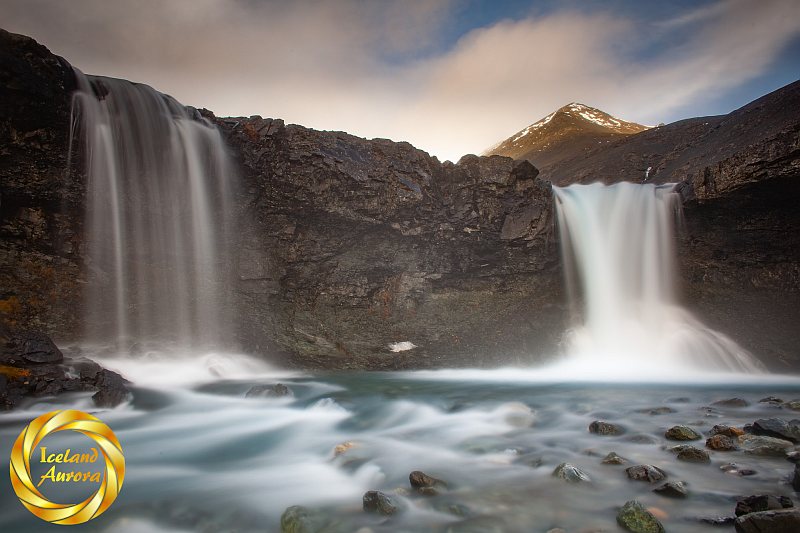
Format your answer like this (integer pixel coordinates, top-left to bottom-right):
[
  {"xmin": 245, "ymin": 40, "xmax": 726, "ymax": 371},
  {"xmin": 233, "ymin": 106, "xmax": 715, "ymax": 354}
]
[
  {"xmin": 218, "ymin": 118, "xmax": 564, "ymax": 368},
  {"xmin": 1, "ymin": 29, "xmax": 798, "ymax": 370},
  {"xmin": 0, "ymin": 29, "xmax": 83, "ymax": 338}
]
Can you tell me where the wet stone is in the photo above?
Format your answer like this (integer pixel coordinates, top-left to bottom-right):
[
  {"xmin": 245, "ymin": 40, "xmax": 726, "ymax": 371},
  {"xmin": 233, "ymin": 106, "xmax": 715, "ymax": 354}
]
[
  {"xmin": 671, "ymin": 445, "xmax": 710, "ymax": 463},
  {"xmin": 720, "ymin": 463, "xmax": 757, "ymax": 476},
  {"xmin": 589, "ymin": 420, "xmax": 624, "ymax": 435},
  {"xmin": 280, "ymin": 506, "xmax": 331, "ymax": 533},
  {"xmin": 653, "ymin": 481, "xmax": 689, "ymax": 498},
  {"xmin": 409, "ymin": 470, "xmax": 447, "ymax": 494},
  {"xmin": 245, "ymin": 383, "xmax": 293, "ymax": 398},
  {"xmin": 602, "ymin": 452, "xmax": 627, "ymax": 465},
  {"xmin": 737, "ymin": 434, "xmax": 794, "ymax": 456},
  {"xmin": 363, "ymin": 491, "xmax": 398, "ymax": 515},
  {"xmin": 760, "ymin": 396, "xmax": 784, "ymax": 404},
  {"xmin": 706, "ymin": 434, "xmax": 737, "ymax": 451},
  {"xmin": 709, "ymin": 424, "xmax": 745, "ymax": 438},
  {"xmin": 616, "ymin": 500, "xmax": 665, "ymax": 533},
  {"xmin": 735, "ymin": 494, "xmax": 793, "ymax": 516},
  {"xmin": 712, "ymin": 398, "xmax": 749, "ymax": 408},
  {"xmin": 552, "ymin": 462, "xmax": 591, "ymax": 483},
  {"xmin": 734, "ymin": 509, "xmax": 800, "ymax": 533},
  {"xmin": 751, "ymin": 418, "xmax": 800, "ymax": 443},
  {"xmin": 785, "ymin": 400, "xmax": 800, "ymax": 411},
  {"xmin": 626, "ymin": 465, "xmax": 667, "ymax": 483},
  {"xmin": 665, "ymin": 425, "xmax": 702, "ymax": 441}
]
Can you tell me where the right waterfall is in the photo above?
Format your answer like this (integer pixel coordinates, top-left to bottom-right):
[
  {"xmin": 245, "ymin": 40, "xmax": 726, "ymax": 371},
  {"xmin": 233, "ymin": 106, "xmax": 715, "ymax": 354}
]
[{"xmin": 553, "ymin": 182, "xmax": 764, "ymax": 375}]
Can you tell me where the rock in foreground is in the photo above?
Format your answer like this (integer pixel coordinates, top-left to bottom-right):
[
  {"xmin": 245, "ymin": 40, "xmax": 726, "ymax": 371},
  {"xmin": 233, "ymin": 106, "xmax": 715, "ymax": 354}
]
[
  {"xmin": 617, "ymin": 500, "xmax": 665, "ymax": 533},
  {"xmin": 734, "ymin": 509, "xmax": 800, "ymax": 533}
]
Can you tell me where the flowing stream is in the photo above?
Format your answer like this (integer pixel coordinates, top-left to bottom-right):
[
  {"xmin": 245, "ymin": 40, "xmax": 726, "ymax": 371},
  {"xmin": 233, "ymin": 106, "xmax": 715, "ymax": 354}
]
[{"xmin": 1, "ymin": 358, "xmax": 799, "ymax": 533}]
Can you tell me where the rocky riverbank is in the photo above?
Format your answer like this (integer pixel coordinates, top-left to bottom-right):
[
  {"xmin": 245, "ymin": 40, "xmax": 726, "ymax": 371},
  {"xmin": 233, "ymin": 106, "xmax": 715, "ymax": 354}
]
[
  {"xmin": 271, "ymin": 389, "xmax": 800, "ymax": 533},
  {"xmin": 0, "ymin": 324, "xmax": 129, "ymax": 410}
]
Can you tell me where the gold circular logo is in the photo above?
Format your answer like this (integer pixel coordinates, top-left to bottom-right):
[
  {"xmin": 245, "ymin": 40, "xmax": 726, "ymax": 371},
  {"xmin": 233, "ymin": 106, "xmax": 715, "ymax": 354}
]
[{"xmin": 9, "ymin": 409, "xmax": 125, "ymax": 525}]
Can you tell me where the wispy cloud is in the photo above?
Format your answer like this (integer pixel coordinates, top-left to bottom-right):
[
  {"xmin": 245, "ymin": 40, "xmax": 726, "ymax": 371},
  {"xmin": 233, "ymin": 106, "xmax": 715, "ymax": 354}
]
[{"xmin": 2, "ymin": 0, "xmax": 798, "ymax": 161}]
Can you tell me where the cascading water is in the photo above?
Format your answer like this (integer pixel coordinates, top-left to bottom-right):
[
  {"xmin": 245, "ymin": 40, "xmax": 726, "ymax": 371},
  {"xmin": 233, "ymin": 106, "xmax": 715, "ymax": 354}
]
[
  {"xmin": 553, "ymin": 182, "xmax": 763, "ymax": 376},
  {"xmin": 70, "ymin": 70, "xmax": 235, "ymax": 349}
]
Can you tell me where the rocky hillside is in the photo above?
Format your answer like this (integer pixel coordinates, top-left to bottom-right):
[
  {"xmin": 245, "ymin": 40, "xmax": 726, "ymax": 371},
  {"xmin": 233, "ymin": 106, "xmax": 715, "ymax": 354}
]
[
  {"xmin": 1, "ymin": 28, "xmax": 798, "ymax": 370},
  {"xmin": 485, "ymin": 103, "xmax": 648, "ymax": 171},
  {"xmin": 544, "ymin": 81, "xmax": 800, "ymax": 193}
]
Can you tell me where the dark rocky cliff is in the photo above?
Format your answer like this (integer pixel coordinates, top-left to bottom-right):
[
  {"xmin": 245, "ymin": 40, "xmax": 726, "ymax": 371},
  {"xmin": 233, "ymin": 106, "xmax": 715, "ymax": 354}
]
[
  {"xmin": 0, "ymin": 29, "xmax": 83, "ymax": 338},
  {"xmin": 1, "ymin": 29, "xmax": 798, "ymax": 370},
  {"xmin": 216, "ymin": 117, "xmax": 563, "ymax": 368}
]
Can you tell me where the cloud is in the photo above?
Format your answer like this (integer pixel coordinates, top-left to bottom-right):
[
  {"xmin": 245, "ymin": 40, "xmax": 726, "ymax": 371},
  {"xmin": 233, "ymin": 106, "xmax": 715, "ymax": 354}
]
[{"xmin": 2, "ymin": 0, "xmax": 798, "ymax": 162}]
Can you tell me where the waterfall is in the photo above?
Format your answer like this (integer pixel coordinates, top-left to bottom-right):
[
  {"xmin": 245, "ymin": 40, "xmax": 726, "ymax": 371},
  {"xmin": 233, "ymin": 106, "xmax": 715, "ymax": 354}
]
[
  {"xmin": 70, "ymin": 70, "xmax": 235, "ymax": 349},
  {"xmin": 553, "ymin": 182, "xmax": 763, "ymax": 375}
]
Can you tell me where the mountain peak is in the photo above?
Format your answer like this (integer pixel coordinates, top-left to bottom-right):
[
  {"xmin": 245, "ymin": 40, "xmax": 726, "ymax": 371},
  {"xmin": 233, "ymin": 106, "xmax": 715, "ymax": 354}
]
[{"xmin": 484, "ymin": 103, "xmax": 649, "ymax": 165}]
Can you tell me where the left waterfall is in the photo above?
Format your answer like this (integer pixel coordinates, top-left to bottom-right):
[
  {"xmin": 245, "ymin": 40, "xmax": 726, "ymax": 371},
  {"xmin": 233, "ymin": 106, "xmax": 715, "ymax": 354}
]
[{"xmin": 70, "ymin": 71, "xmax": 236, "ymax": 350}]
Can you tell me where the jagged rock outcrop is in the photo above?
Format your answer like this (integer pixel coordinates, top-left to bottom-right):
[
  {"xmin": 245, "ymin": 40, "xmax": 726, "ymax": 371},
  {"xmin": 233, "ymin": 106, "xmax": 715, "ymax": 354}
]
[{"xmin": 216, "ymin": 116, "xmax": 563, "ymax": 368}]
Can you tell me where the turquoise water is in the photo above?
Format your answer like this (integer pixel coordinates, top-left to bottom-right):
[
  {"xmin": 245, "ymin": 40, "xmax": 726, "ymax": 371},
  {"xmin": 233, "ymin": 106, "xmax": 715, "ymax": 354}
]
[{"xmin": 1, "ymin": 354, "xmax": 799, "ymax": 532}]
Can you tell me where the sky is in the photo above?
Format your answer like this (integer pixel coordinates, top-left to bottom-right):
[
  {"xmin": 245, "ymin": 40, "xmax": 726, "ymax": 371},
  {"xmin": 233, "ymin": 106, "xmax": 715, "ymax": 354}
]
[{"xmin": 2, "ymin": 0, "xmax": 799, "ymax": 162}]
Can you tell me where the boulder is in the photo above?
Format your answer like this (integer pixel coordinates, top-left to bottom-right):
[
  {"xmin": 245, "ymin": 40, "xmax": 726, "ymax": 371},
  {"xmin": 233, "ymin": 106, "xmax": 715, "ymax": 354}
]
[
  {"xmin": 602, "ymin": 452, "xmax": 627, "ymax": 465},
  {"xmin": 409, "ymin": 470, "xmax": 447, "ymax": 495},
  {"xmin": 245, "ymin": 383, "xmax": 293, "ymax": 398},
  {"xmin": 18, "ymin": 331, "xmax": 63, "ymax": 364},
  {"xmin": 752, "ymin": 418, "xmax": 800, "ymax": 443},
  {"xmin": 616, "ymin": 500, "xmax": 665, "ymax": 533},
  {"xmin": 734, "ymin": 509, "xmax": 800, "ymax": 533},
  {"xmin": 737, "ymin": 434, "xmax": 794, "ymax": 456},
  {"xmin": 653, "ymin": 481, "xmax": 689, "ymax": 498},
  {"xmin": 706, "ymin": 434, "xmax": 737, "ymax": 451},
  {"xmin": 713, "ymin": 398, "xmax": 749, "ymax": 407},
  {"xmin": 735, "ymin": 494, "xmax": 793, "ymax": 516},
  {"xmin": 625, "ymin": 465, "xmax": 667, "ymax": 483},
  {"xmin": 589, "ymin": 420, "xmax": 624, "ymax": 435},
  {"xmin": 665, "ymin": 425, "xmax": 702, "ymax": 440},
  {"xmin": 670, "ymin": 445, "xmax": 710, "ymax": 463},
  {"xmin": 280, "ymin": 506, "xmax": 331, "ymax": 533},
  {"xmin": 552, "ymin": 463, "xmax": 591, "ymax": 483},
  {"xmin": 709, "ymin": 424, "xmax": 745, "ymax": 438},
  {"xmin": 363, "ymin": 491, "xmax": 398, "ymax": 515},
  {"xmin": 91, "ymin": 369, "xmax": 129, "ymax": 407}
]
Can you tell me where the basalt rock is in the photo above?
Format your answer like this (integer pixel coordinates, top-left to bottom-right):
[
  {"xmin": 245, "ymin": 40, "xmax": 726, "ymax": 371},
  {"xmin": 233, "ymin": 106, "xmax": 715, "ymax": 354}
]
[
  {"xmin": 625, "ymin": 465, "xmax": 667, "ymax": 483},
  {"xmin": 362, "ymin": 491, "xmax": 398, "ymax": 515},
  {"xmin": 589, "ymin": 420, "xmax": 624, "ymax": 435},
  {"xmin": 734, "ymin": 509, "xmax": 800, "ymax": 533},
  {"xmin": 665, "ymin": 425, "xmax": 702, "ymax": 441},
  {"xmin": 706, "ymin": 434, "xmax": 737, "ymax": 451},
  {"xmin": 616, "ymin": 500, "xmax": 665, "ymax": 533},
  {"xmin": 0, "ymin": 328, "xmax": 129, "ymax": 409},
  {"xmin": 245, "ymin": 383, "xmax": 293, "ymax": 398},
  {"xmin": 735, "ymin": 494, "xmax": 794, "ymax": 517},
  {"xmin": 752, "ymin": 418, "xmax": 800, "ymax": 443}
]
